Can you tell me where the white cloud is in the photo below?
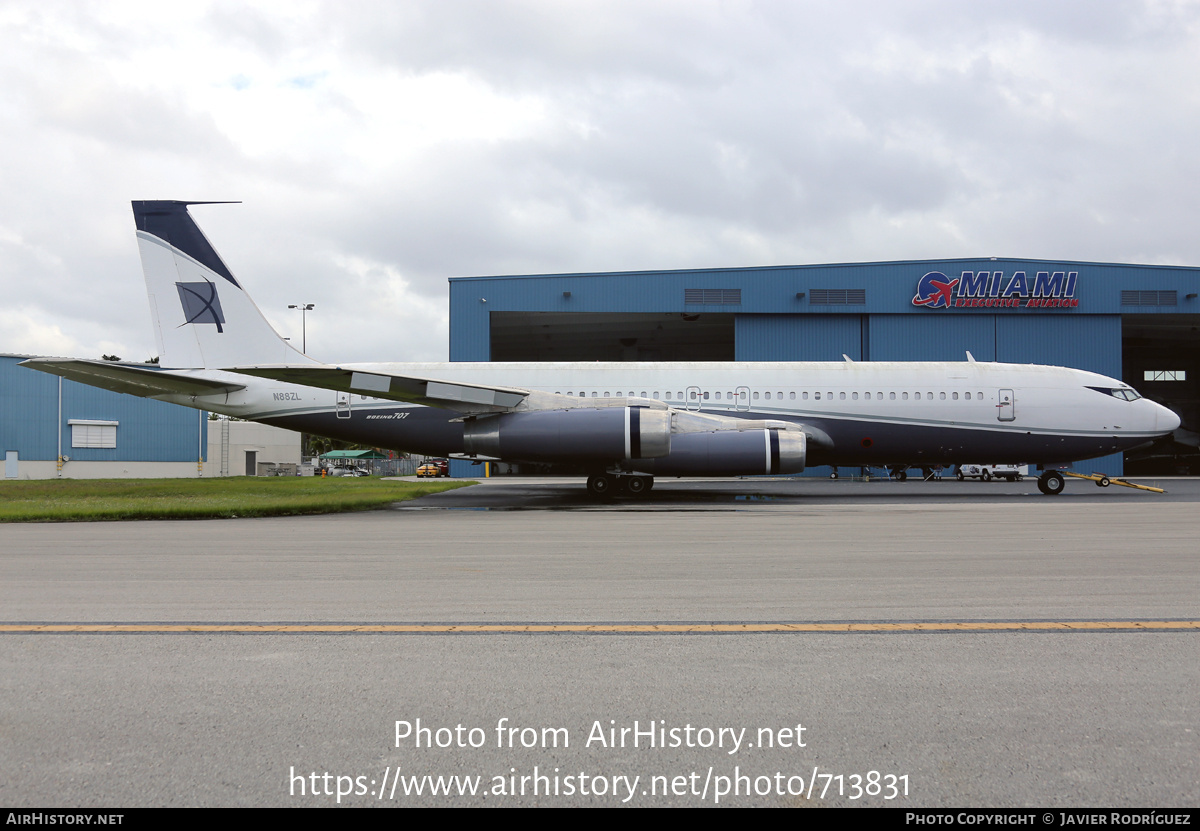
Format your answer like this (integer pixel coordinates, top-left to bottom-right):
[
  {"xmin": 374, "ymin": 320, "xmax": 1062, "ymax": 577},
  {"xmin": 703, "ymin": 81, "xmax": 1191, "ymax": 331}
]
[{"xmin": 2, "ymin": 0, "xmax": 1200, "ymax": 362}]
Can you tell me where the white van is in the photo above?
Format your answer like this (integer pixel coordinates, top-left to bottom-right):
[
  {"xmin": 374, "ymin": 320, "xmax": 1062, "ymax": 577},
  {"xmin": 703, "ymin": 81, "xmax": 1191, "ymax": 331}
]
[{"xmin": 956, "ymin": 463, "xmax": 1028, "ymax": 482}]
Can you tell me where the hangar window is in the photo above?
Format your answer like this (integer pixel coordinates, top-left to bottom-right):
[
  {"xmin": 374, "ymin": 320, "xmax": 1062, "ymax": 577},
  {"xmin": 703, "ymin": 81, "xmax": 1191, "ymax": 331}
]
[
  {"xmin": 69, "ymin": 419, "xmax": 117, "ymax": 449},
  {"xmin": 1144, "ymin": 370, "xmax": 1186, "ymax": 381}
]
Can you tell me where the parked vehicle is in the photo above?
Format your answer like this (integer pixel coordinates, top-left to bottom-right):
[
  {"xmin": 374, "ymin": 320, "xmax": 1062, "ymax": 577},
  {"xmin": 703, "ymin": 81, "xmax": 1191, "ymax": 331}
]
[
  {"xmin": 417, "ymin": 459, "xmax": 450, "ymax": 478},
  {"xmin": 956, "ymin": 463, "xmax": 1027, "ymax": 482}
]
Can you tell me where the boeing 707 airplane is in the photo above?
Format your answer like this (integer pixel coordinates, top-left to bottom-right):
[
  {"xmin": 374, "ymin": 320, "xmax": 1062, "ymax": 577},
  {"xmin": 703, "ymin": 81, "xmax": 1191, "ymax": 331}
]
[{"xmin": 21, "ymin": 201, "xmax": 1181, "ymax": 496}]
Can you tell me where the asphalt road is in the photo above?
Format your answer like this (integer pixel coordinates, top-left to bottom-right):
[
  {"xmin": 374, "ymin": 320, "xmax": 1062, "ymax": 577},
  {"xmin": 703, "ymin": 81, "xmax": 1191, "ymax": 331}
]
[{"xmin": 1, "ymin": 476, "xmax": 1197, "ymax": 807}]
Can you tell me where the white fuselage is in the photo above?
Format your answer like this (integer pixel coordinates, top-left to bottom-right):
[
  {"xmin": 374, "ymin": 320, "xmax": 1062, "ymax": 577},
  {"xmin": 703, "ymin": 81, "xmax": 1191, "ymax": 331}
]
[{"xmin": 163, "ymin": 359, "xmax": 1176, "ymax": 468}]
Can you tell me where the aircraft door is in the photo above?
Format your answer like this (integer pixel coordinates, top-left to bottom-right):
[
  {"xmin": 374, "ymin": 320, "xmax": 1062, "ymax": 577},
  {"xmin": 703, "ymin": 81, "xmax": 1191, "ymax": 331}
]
[
  {"xmin": 685, "ymin": 386, "xmax": 702, "ymax": 411},
  {"xmin": 735, "ymin": 386, "xmax": 751, "ymax": 411},
  {"xmin": 997, "ymin": 389, "xmax": 1015, "ymax": 422},
  {"xmin": 336, "ymin": 391, "xmax": 352, "ymax": 419}
]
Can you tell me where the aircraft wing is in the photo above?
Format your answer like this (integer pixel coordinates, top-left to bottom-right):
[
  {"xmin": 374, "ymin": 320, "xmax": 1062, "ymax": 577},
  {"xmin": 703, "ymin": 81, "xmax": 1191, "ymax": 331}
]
[
  {"xmin": 228, "ymin": 365, "xmax": 835, "ymax": 447},
  {"xmin": 20, "ymin": 358, "xmax": 246, "ymax": 397},
  {"xmin": 227, "ymin": 364, "xmax": 532, "ymax": 413}
]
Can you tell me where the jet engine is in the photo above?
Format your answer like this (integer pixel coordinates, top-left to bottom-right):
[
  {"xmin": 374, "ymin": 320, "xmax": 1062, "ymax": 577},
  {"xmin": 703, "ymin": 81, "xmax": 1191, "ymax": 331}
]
[
  {"xmin": 636, "ymin": 428, "xmax": 806, "ymax": 476},
  {"xmin": 462, "ymin": 406, "xmax": 671, "ymax": 462}
]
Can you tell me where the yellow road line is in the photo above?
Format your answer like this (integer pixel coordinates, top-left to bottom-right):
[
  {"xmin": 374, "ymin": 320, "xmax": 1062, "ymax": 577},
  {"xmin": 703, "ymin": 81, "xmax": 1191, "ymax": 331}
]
[{"xmin": 2, "ymin": 621, "xmax": 1199, "ymax": 634}]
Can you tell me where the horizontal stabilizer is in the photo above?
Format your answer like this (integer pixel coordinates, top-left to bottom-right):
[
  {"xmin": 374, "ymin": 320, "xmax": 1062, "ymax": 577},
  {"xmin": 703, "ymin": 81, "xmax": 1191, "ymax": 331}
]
[
  {"xmin": 228, "ymin": 365, "xmax": 530, "ymax": 413},
  {"xmin": 20, "ymin": 358, "xmax": 245, "ymax": 398}
]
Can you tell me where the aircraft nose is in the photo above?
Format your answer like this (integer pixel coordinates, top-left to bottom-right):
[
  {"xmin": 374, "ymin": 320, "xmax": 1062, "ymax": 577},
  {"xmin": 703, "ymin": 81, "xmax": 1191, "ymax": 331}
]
[{"xmin": 1157, "ymin": 403, "xmax": 1181, "ymax": 434}]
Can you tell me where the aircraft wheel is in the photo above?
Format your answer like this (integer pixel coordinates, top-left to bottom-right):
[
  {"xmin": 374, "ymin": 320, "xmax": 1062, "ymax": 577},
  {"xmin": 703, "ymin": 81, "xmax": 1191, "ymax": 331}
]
[
  {"xmin": 956, "ymin": 471, "xmax": 964, "ymax": 481},
  {"xmin": 982, "ymin": 470, "xmax": 991, "ymax": 482},
  {"xmin": 829, "ymin": 471, "xmax": 839, "ymax": 480},
  {"xmin": 1038, "ymin": 471, "xmax": 1065, "ymax": 496},
  {"xmin": 896, "ymin": 469, "xmax": 907, "ymax": 481},
  {"xmin": 586, "ymin": 474, "xmax": 616, "ymax": 498},
  {"xmin": 1098, "ymin": 476, "xmax": 1110, "ymax": 487},
  {"xmin": 623, "ymin": 476, "xmax": 650, "ymax": 496}
]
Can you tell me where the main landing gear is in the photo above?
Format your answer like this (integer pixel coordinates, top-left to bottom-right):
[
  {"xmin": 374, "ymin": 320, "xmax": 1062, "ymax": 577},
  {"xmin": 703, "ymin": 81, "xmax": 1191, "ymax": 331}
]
[
  {"xmin": 586, "ymin": 473, "xmax": 654, "ymax": 499},
  {"xmin": 1037, "ymin": 470, "xmax": 1066, "ymax": 495}
]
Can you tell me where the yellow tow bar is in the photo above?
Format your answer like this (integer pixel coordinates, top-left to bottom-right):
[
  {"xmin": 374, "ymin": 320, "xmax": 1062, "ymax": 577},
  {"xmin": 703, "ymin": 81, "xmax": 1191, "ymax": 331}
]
[{"xmin": 1063, "ymin": 471, "xmax": 1166, "ymax": 493}]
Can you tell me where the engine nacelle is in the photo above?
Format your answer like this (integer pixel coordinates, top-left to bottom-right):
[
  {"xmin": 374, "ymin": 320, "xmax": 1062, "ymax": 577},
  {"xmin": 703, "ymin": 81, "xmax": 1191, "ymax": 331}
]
[
  {"xmin": 634, "ymin": 428, "xmax": 806, "ymax": 476},
  {"xmin": 463, "ymin": 407, "xmax": 671, "ymax": 462}
]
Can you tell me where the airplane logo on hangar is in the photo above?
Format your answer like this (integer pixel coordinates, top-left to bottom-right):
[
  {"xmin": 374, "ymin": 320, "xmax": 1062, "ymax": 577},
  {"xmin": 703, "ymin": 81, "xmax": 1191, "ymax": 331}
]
[{"xmin": 912, "ymin": 270, "xmax": 1079, "ymax": 309}]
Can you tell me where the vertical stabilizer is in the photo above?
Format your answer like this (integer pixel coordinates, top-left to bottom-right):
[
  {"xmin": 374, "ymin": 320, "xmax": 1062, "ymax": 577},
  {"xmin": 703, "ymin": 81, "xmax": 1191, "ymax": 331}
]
[{"xmin": 132, "ymin": 201, "xmax": 316, "ymax": 370}]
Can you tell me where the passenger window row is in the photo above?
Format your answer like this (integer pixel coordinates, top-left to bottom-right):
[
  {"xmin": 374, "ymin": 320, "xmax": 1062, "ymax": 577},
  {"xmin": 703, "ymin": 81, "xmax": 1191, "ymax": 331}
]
[{"xmin": 551, "ymin": 389, "xmax": 989, "ymax": 401}]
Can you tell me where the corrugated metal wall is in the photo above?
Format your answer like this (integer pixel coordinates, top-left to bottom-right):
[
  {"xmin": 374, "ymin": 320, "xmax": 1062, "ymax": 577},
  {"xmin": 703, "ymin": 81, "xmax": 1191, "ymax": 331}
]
[
  {"xmin": 735, "ymin": 315, "xmax": 863, "ymax": 361},
  {"xmin": 868, "ymin": 315, "xmax": 997, "ymax": 362},
  {"xmin": 1, "ymin": 356, "xmax": 206, "ymax": 462},
  {"xmin": 996, "ymin": 315, "xmax": 1122, "ymax": 376}
]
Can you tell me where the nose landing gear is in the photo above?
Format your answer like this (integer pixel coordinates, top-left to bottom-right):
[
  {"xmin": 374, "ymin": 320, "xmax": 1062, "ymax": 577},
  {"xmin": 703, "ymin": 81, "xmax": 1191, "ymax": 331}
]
[{"xmin": 1037, "ymin": 470, "xmax": 1066, "ymax": 495}]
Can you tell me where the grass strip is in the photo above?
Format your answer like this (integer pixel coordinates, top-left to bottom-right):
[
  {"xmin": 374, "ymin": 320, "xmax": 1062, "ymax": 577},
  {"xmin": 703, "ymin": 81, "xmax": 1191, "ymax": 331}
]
[{"xmin": 0, "ymin": 477, "xmax": 473, "ymax": 522}]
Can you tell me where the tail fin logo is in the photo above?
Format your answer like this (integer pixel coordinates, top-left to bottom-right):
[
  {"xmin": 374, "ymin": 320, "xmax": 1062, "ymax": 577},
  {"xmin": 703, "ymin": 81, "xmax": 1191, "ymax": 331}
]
[{"xmin": 176, "ymin": 281, "xmax": 226, "ymax": 333}]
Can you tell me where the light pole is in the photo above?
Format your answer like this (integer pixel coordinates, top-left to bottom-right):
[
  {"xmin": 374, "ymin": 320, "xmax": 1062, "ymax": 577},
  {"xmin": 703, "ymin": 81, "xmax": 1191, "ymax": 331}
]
[{"xmin": 288, "ymin": 303, "xmax": 314, "ymax": 353}]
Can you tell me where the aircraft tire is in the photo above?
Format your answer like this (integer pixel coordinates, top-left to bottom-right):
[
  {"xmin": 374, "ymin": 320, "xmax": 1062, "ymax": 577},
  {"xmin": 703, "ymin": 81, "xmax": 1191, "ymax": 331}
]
[
  {"xmin": 1038, "ymin": 471, "xmax": 1065, "ymax": 495},
  {"xmin": 586, "ymin": 474, "xmax": 617, "ymax": 498},
  {"xmin": 956, "ymin": 470, "xmax": 964, "ymax": 481},
  {"xmin": 896, "ymin": 469, "xmax": 907, "ymax": 481},
  {"xmin": 829, "ymin": 471, "xmax": 839, "ymax": 480},
  {"xmin": 622, "ymin": 476, "xmax": 650, "ymax": 496},
  {"xmin": 982, "ymin": 470, "xmax": 991, "ymax": 482}
]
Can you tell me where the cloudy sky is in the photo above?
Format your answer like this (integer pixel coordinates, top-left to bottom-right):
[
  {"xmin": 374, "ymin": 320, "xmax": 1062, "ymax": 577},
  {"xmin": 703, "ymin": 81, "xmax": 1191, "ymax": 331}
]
[{"xmin": 2, "ymin": 0, "xmax": 1199, "ymax": 363}]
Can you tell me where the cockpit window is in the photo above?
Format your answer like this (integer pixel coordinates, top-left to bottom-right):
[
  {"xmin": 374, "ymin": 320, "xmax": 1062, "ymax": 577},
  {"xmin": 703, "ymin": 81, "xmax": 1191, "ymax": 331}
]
[{"xmin": 1086, "ymin": 386, "xmax": 1142, "ymax": 401}]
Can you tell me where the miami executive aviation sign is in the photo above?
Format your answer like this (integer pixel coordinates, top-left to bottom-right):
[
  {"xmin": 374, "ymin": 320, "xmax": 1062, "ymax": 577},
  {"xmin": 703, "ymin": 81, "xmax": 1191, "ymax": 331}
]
[{"xmin": 912, "ymin": 270, "xmax": 1079, "ymax": 309}]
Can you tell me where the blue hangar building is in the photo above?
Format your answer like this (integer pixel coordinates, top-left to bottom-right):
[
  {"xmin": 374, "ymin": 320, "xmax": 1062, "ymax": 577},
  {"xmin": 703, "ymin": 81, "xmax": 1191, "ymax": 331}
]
[
  {"xmin": 1, "ymin": 353, "xmax": 207, "ymax": 480},
  {"xmin": 448, "ymin": 256, "xmax": 1200, "ymax": 478}
]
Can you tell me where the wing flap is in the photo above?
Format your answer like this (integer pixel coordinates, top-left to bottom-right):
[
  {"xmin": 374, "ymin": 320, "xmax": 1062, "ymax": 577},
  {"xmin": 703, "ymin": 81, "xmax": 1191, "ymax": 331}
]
[{"xmin": 20, "ymin": 358, "xmax": 246, "ymax": 397}]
